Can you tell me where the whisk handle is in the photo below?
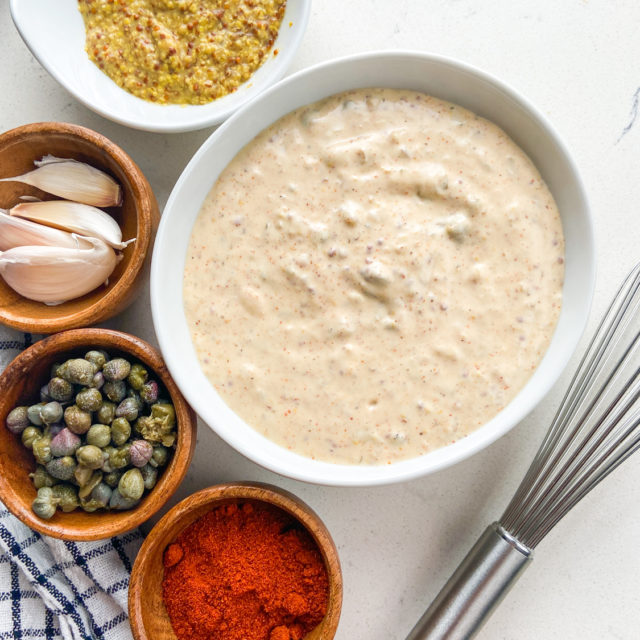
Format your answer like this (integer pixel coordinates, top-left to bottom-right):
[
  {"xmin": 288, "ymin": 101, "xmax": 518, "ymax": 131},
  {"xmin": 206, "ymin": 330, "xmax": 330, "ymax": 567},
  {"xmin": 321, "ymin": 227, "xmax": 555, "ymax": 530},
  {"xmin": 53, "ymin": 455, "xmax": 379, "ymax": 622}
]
[{"xmin": 406, "ymin": 523, "xmax": 532, "ymax": 640}]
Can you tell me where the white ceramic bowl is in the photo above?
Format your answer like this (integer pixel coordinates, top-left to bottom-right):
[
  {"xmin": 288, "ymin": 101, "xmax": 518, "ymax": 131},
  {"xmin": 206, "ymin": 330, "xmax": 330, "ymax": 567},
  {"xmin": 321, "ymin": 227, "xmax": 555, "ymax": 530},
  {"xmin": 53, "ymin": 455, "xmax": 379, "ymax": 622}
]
[
  {"xmin": 151, "ymin": 51, "xmax": 595, "ymax": 486},
  {"xmin": 10, "ymin": 0, "xmax": 311, "ymax": 133}
]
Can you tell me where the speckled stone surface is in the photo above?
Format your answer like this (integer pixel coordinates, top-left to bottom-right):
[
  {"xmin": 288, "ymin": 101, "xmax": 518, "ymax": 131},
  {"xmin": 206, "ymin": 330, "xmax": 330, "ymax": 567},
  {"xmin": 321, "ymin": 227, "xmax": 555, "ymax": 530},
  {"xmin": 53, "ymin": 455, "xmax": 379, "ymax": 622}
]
[{"xmin": 2, "ymin": 2, "xmax": 640, "ymax": 638}]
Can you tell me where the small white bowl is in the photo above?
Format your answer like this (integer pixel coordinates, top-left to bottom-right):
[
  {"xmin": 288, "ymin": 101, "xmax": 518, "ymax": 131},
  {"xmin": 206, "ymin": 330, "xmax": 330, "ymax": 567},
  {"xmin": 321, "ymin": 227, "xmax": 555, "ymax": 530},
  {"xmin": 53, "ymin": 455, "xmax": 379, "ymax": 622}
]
[
  {"xmin": 151, "ymin": 51, "xmax": 595, "ymax": 486},
  {"xmin": 10, "ymin": 0, "xmax": 311, "ymax": 133}
]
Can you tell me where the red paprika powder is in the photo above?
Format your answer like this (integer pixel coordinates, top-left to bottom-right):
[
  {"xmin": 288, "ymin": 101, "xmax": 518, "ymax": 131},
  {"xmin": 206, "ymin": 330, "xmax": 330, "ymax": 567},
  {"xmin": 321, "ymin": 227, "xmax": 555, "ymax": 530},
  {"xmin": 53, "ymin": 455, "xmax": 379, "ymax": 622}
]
[{"xmin": 162, "ymin": 501, "xmax": 329, "ymax": 640}]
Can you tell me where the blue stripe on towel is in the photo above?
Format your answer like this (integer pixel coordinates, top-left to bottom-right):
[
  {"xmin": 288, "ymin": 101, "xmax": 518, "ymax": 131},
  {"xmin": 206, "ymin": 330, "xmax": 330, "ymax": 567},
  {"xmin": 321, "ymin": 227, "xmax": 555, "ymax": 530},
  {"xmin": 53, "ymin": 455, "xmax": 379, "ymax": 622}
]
[
  {"xmin": 11, "ymin": 563, "xmax": 22, "ymax": 640},
  {"xmin": 45, "ymin": 609, "xmax": 54, "ymax": 640}
]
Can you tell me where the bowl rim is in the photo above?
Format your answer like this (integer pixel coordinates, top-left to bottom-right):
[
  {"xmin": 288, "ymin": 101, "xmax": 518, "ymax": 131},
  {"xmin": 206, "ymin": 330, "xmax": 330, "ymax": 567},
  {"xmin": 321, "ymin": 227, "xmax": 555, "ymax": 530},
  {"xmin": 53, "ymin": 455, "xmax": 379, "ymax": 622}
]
[
  {"xmin": 0, "ymin": 121, "xmax": 157, "ymax": 333},
  {"xmin": 0, "ymin": 328, "xmax": 197, "ymax": 540},
  {"xmin": 151, "ymin": 49, "xmax": 596, "ymax": 487},
  {"xmin": 128, "ymin": 482, "xmax": 343, "ymax": 640},
  {"xmin": 9, "ymin": 0, "xmax": 312, "ymax": 133}
]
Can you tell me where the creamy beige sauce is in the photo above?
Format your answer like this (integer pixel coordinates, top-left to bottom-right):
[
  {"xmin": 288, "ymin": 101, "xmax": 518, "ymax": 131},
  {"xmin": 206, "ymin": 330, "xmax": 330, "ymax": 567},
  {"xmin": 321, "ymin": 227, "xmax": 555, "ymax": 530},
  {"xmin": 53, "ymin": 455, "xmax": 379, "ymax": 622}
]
[{"xmin": 183, "ymin": 89, "xmax": 565, "ymax": 465}]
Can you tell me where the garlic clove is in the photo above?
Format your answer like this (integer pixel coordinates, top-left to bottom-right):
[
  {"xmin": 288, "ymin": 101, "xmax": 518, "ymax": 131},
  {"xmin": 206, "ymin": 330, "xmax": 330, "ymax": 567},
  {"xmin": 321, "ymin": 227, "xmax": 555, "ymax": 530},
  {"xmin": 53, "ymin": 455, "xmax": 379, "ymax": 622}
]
[
  {"xmin": 0, "ymin": 236, "xmax": 118, "ymax": 305},
  {"xmin": 0, "ymin": 211, "xmax": 87, "ymax": 251},
  {"xmin": 0, "ymin": 155, "xmax": 122, "ymax": 207},
  {"xmin": 8, "ymin": 201, "xmax": 135, "ymax": 250}
]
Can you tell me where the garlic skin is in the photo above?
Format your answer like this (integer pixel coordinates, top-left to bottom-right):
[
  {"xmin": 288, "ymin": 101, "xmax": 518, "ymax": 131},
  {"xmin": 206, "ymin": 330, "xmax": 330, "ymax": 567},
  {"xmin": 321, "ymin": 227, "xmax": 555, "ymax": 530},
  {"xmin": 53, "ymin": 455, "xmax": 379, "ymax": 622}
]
[
  {"xmin": 0, "ymin": 211, "xmax": 82, "ymax": 251},
  {"xmin": 8, "ymin": 201, "xmax": 134, "ymax": 250},
  {"xmin": 0, "ymin": 236, "xmax": 118, "ymax": 305},
  {"xmin": 0, "ymin": 155, "xmax": 122, "ymax": 207}
]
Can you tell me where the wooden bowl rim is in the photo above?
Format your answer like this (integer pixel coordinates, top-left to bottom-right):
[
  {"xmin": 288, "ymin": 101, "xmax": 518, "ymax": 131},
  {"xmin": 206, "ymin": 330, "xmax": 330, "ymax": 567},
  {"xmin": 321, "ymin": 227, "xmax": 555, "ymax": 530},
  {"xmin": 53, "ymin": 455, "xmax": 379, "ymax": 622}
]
[
  {"xmin": 0, "ymin": 121, "xmax": 155, "ymax": 333},
  {"xmin": 129, "ymin": 482, "xmax": 343, "ymax": 640},
  {"xmin": 0, "ymin": 328, "xmax": 197, "ymax": 540}
]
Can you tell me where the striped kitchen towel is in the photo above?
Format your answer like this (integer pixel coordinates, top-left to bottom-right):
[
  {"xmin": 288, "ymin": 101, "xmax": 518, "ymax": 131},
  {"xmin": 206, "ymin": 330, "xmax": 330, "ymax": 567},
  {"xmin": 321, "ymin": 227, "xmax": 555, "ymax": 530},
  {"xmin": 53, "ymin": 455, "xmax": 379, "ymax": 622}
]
[
  {"xmin": 0, "ymin": 329, "xmax": 32, "ymax": 372},
  {"xmin": 0, "ymin": 327, "xmax": 144, "ymax": 640}
]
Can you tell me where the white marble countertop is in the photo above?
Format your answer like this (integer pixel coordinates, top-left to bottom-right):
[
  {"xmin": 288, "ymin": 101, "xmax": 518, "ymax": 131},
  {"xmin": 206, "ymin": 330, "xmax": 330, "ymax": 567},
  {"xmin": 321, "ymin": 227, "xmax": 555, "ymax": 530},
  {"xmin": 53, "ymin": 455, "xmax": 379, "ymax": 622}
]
[{"xmin": 3, "ymin": 2, "xmax": 640, "ymax": 638}]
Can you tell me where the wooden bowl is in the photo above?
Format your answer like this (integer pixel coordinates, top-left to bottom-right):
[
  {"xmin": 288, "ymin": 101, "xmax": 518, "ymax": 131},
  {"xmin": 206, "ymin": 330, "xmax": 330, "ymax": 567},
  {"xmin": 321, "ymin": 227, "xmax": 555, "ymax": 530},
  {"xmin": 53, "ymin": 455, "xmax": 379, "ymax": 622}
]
[
  {"xmin": 129, "ymin": 483, "xmax": 343, "ymax": 640},
  {"xmin": 0, "ymin": 122, "xmax": 159, "ymax": 333},
  {"xmin": 0, "ymin": 328, "xmax": 197, "ymax": 540}
]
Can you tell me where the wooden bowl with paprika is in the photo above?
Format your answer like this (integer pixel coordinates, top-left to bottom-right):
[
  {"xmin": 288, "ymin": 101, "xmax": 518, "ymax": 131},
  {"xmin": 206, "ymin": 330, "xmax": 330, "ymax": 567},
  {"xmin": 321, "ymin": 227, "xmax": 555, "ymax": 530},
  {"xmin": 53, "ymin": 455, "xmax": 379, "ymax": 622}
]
[{"xmin": 129, "ymin": 483, "xmax": 343, "ymax": 640}]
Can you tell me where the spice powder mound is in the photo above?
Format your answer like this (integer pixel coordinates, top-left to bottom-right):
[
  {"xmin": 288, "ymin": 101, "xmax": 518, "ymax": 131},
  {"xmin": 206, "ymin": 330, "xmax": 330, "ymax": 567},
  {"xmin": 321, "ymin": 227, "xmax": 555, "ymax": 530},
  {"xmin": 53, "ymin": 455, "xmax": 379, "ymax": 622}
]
[
  {"xmin": 162, "ymin": 502, "xmax": 329, "ymax": 640},
  {"xmin": 77, "ymin": 0, "xmax": 287, "ymax": 105}
]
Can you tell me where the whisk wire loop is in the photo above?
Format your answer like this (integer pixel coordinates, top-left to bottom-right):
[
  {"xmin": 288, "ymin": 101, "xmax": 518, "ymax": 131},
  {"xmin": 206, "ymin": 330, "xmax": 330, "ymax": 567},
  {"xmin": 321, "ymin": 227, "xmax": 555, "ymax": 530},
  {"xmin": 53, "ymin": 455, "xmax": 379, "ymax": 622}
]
[
  {"xmin": 515, "ymin": 357, "xmax": 640, "ymax": 545},
  {"xmin": 501, "ymin": 263, "xmax": 640, "ymax": 548},
  {"xmin": 530, "ymin": 413, "xmax": 640, "ymax": 546}
]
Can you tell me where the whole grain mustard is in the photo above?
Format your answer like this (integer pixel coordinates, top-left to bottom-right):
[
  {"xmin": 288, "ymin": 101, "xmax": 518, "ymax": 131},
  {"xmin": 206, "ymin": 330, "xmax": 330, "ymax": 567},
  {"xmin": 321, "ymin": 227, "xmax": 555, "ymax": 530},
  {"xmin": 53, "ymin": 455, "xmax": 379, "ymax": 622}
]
[{"xmin": 78, "ymin": 0, "xmax": 287, "ymax": 105}]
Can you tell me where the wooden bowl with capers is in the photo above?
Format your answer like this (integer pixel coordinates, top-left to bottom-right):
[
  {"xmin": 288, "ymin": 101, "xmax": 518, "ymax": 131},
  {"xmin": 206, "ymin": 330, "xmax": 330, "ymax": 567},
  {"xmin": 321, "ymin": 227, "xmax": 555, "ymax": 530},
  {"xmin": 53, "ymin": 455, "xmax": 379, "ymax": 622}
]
[{"xmin": 0, "ymin": 328, "xmax": 197, "ymax": 540}]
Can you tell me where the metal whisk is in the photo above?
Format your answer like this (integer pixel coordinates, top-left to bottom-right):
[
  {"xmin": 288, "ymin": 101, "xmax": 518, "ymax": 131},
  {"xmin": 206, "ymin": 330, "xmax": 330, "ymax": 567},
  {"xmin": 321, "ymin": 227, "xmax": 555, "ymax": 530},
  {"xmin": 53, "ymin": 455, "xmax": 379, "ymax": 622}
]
[{"xmin": 406, "ymin": 262, "xmax": 640, "ymax": 640}]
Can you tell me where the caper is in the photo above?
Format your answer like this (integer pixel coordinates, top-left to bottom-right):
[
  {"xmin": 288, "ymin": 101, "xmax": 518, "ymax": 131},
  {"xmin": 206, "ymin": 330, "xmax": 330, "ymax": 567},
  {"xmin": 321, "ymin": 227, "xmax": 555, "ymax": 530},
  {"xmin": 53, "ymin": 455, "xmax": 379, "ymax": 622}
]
[
  {"xmin": 96, "ymin": 401, "xmax": 116, "ymax": 425},
  {"xmin": 127, "ymin": 363, "xmax": 148, "ymax": 391},
  {"xmin": 119, "ymin": 467, "xmax": 144, "ymax": 500},
  {"xmin": 140, "ymin": 380, "xmax": 159, "ymax": 405},
  {"xmin": 85, "ymin": 350, "xmax": 108, "ymax": 370},
  {"xmin": 129, "ymin": 439, "xmax": 153, "ymax": 467},
  {"xmin": 50, "ymin": 428, "xmax": 81, "ymax": 457},
  {"xmin": 127, "ymin": 389, "xmax": 144, "ymax": 411},
  {"xmin": 111, "ymin": 417, "xmax": 131, "ymax": 446},
  {"xmin": 21, "ymin": 426, "xmax": 42, "ymax": 450},
  {"xmin": 140, "ymin": 464, "xmax": 158, "ymax": 491},
  {"xmin": 79, "ymin": 497, "xmax": 103, "ymax": 512},
  {"xmin": 91, "ymin": 371, "xmax": 105, "ymax": 390},
  {"xmin": 103, "ymin": 444, "xmax": 116, "ymax": 455},
  {"xmin": 136, "ymin": 407, "xmax": 177, "ymax": 446},
  {"xmin": 103, "ymin": 380, "xmax": 126, "ymax": 403},
  {"xmin": 50, "ymin": 362, "xmax": 63, "ymax": 379},
  {"xmin": 46, "ymin": 456, "xmax": 77, "ymax": 481},
  {"xmin": 40, "ymin": 401, "xmax": 63, "ymax": 426},
  {"xmin": 149, "ymin": 445, "xmax": 169, "ymax": 468},
  {"xmin": 86, "ymin": 423, "xmax": 111, "ymax": 449},
  {"xmin": 76, "ymin": 445, "xmax": 103, "ymax": 470},
  {"xmin": 6, "ymin": 406, "xmax": 29, "ymax": 434},
  {"xmin": 135, "ymin": 418, "xmax": 163, "ymax": 444},
  {"xmin": 100, "ymin": 450, "xmax": 112, "ymax": 472},
  {"xmin": 90, "ymin": 482, "xmax": 112, "ymax": 508},
  {"xmin": 154, "ymin": 402, "xmax": 175, "ymax": 425},
  {"xmin": 30, "ymin": 465, "xmax": 56, "ymax": 489},
  {"xmin": 75, "ymin": 388, "xmax": 102, "ymax": 412},
  {"xmin": 109, "ymin": 444, "xmax": 131, "ymax": 470},
  {"xmin": 27, "ymin": 404, "xmax": 45, "ymax": 427},
  {"xmin": 104, "ymin": 469, "xmax": 123, "ymax": 488},
  {"xmin": 32, "ymin": 435, "xmax": 52, "ymax": 465},
  {"xmin": 48, "ymin": 423, "xmax": 64, "ymax": 438},
  {"xmin": 161, "ymin": 432, "xmax": 176, "ymax": 447},
  {"xmin": 58, "ymin": 358, "xmax": 96, "ymax": 386},
  {"xmin": 78, "ymin": 471, "xmax": 103, "ymax": 499},
  {"xmin": 51, "ymin": 484, "xmax": 79, "ymax": 513},
  {"xmin": 64, "ymin": 405, "xmax": 92, "ymax": 435},
  {"xmin": 109, "ymin": 488, "xmax": 139, "ymax": 511},
  {"xmin": 47, "ymin": 377, "xmax": 73, "ymax": 402},
  {"xmin": 39, "ymin": 384, "xmax": 51, "ymax": 403},
  {"xmin": 103, "ymin": 358, "xmax": 131, "ymax": 382},
  {"xmin": 74, "ymin": 464, "xmax": 93, "ymax": 487},
  {"xmin": 32, "ymin": 487, "xmax": 57, "ymax": 519},
  {"xmin": 116, "ymin": 398, "xmax": 139, "ymax": 422}
]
